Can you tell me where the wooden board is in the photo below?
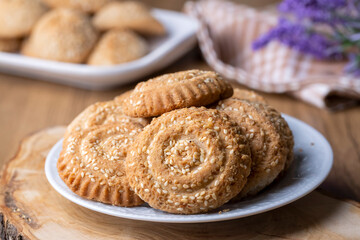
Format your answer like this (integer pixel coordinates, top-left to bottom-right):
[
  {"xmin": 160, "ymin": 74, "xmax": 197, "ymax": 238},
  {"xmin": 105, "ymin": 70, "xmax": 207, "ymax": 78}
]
[{"xmin": 1, "ymin": 127, "xmax": 360, "ymax": 240}]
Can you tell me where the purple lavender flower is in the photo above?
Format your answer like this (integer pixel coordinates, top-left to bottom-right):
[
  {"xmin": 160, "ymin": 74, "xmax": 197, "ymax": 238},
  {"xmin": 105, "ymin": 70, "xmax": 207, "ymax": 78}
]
[
  {"xmin": 253, "ymin": 0, "xmax": 360, "ymax": 76},
  {"xmin": 278, "ymin": 0, "xmax": 346, "ymax": 23},
  {"xmin": 252, "ymin": 19, "xmax": 338, "ymax": 59}
]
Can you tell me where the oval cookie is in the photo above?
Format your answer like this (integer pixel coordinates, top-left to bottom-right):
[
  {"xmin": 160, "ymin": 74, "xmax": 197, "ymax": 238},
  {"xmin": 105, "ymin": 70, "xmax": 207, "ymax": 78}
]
[
  {"xmin": 87, "ymin": 30, "xmax": 148, "ymax": 66},
  {"xmin": 126, "ymin": 107, "xmax": 252, "ymax": 214},
  {"xmin": 232, "ymin": 88, "xmax": 267, "ymax": 103},
  {"xmin": 216, "ymin": 99, "xmax": 293, "ymax": 199},
  {"xmin": 122, "ymin": 70, "xmax": 234, "ymax": 117},
  {"xmin": 41, "ymin": 0, "xmax": 110, "ymax": 13},
  {"xmin": 21, "ymin": 8, "xmax": 98, "ymax": 63},
  {"xmin": 66, "ymin": 100, "xmax": 150, "ymax": 137},
  {"xmin": 93, "ymin": 1, "xmax": 165, "ymax": 35},
  {"xmin": 58, "ymin": 123, "xmax": 144, "ymax": 206},
  {"xmin": 0, "ymin": 0, "xmax": 47, "ymax": 38}
]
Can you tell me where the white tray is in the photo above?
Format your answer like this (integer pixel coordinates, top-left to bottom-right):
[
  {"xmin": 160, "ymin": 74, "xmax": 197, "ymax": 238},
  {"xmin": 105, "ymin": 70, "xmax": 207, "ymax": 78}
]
[
  {"xmin": 45, "ymin": 114, "xmax": 333, "ymax": 223},
  {"xmin": 0, "ymin": 9, "xmax": 198, "ymax": 90}
]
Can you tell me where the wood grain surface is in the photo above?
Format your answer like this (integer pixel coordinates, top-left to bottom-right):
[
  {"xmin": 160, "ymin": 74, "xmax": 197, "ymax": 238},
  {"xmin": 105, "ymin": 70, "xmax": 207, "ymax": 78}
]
[
  {"xmin": 1, "ymin": 127, "xmax": 359, "ymax": 240},
  {"xmin": 0, "ymin": 0, "xmax": 359, "ymax": 239}
]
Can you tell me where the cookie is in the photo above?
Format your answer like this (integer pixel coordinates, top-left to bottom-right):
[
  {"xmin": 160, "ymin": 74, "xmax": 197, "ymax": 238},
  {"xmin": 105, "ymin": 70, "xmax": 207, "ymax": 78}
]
[
  {"xmin": 0, "ymin": 38, "xmax": 21, "ymax": 53},
  {"xmin": 58, "ymin": 123, "xmax": 144, "ymax": 206},
  {"xmin": 21, "ymin": 8, "xmax": 98, "ymax": 63},
  {"xmin": 41, "ymin": 0, "xmax": 110, "ymax": 13},
  {"xmin": 232, "ymin": 88, "xmax": 267, "ymax": 103},
  {"xmin": 93, "ymin": 1, "xmax": 166, "ymax": 36},
  {"xmin": 125, "ymin": 107, "xmax": 252, "ymax": 214},
  {"xmin": 66, "ymin": 100, "xmax": 149, "ymax": 137},
  {"xmin": 114, "ymin": 90, "xmax": 133, "ymax": 103},
  {"xmin": 121, "ymin": 70, "xmax": 234, "ymax": 117},
  {"xmin": 0, "ymin": 0, "xmax": 47, "ymax": 38},
  {"xmin": 87, "ymin": 30, "xmax": 148, "ymax": 66},
  {"xmin": 216, "ymin": 99, "xmax": 293, "ymax": 199}
]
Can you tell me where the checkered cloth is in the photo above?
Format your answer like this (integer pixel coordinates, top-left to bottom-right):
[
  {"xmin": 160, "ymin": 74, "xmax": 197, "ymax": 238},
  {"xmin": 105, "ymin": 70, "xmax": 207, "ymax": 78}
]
[{"xmin": 184, "ymin": 0, "xmax": 360, "ymax": 110}]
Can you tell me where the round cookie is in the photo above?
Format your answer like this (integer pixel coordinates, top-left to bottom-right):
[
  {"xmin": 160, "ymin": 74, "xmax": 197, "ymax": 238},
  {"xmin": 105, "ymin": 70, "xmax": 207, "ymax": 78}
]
[
  {"xmin": 41, "ymin": 0, "xmax": 110, "ymax": 13},
  {"xmin": 93, "ymin": 1, "xmax": 166, "ymax": 36},
  {"xmin": 232, "ymin": 88, "xmax": 267, "ymax": 103},
  {"xmin": 0, "ymin": 0, "xmax": 47, "ymax": 38},
  {"xmin": 66, "ymin": 100, "xmax": 149, "ymax": 137},
  {"xmin": 216, "ymin": 99, "xmax": 293, "ymax": 199},
  {"xmin": 87, "ymin": 30, "xmax": 148, "ymax": 66},
  {"xmin": 21, "ymin": 8, "xmax": 98, "ymax": 63},
  {"xmin": 58, "ymin": 123, "xmax": 144, "ymax": 206},
  {"xmin": 121, "ymin": 70, "xmax": 234, "ymax": 117},
  {"xmin": 125, "ymin": 107, "xmax": 252, "ymax": 214},
  {"xmin": 0, "ymin": 38, "xmax": 21, "ymax": 53}
]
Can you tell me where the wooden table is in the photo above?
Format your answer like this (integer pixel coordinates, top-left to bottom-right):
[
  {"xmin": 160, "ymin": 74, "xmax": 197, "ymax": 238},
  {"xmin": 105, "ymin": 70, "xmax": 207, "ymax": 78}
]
[{"xmin": 0, "ymin": 0, "xmax": 359, "ymax": 239}]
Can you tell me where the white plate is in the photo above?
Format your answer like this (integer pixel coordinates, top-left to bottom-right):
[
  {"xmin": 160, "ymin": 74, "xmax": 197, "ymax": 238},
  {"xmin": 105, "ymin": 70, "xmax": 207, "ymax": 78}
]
[
  {"xmin": 0, "ymin": 9, "xmax": 198, "ymax": 90},
  {"xmin": 45, "ymin": 114, "xmax": 333, "ymax": 223}
]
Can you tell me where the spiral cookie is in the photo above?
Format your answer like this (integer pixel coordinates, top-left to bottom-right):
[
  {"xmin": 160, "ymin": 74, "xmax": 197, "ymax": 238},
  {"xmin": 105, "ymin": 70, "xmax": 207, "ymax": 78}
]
[
  {"xmin": 0, "ymin": 0, "xmax": 47, "ymax": 38},
  {"xmin": 0, "ymin": 38, "xmax": 21, "ymax": 53},
  {"xmin": 21, "ymin": 8, "xmax": 98, "ymax": 63},
  {"xmin": 41, "ymin": 0, "xmax": 110, "ymax": 13},
  {"xmin": 87, "ymin": 30, "xmax": 148, "ymax": 66},
  {"xmin": 93, "ymin": 1, "xmax": 165, "ymax": 36},
  {"xmin": 126, "ymin": 107, "xmax": 252, "ymax": 214},
  {"xmin": 122, "ymin": 70, "xmax": 234, "ymax": 118},
  {"xmin": 66, "ymin": 100, "xmax": 149, "ymax": 137},
  {"xmin": 232, "ymin": 88, "xmax": 267, "ymax": 103},
  {"xmin": 58, "ymin": 123, "xmax": 144, "ymax": 206},
  {"xmin": 216, "ymin": 99, "xmax": 293, "ymax": 199}
]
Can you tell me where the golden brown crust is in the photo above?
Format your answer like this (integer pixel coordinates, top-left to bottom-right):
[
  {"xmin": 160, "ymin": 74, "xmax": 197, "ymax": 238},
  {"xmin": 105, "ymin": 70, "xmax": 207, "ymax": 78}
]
[
  {"xmin": 58, "ymin": 123, "xmax": 144, "ymax": 206},
  {"xmin": 0, "ymin": 0, "xmax": 47, "ymax": 38},
  {"xmin": 114, "ymin": 90, "xmax": 133, "ymax": 103},
  {"xmin": 21, "ymin": 8, "xmax": 98, "ymax": 63},
  {"xmin": 232, "ymin": 88, "xmax": 267, "ymax": 103},
  {"xmin": 125, "ymin": 107, "xmax": 252, "ymax": 214},
  {"xmin": 41, "ymin": 0, "xmax": 110, "ymax": 13},
  {"xmin": 0, "ymin": 38, "xmax": 21, "ymax": 52},
  {"xmin": 87, "ymin": 30, "xmax": 148, "ymax": 66},
  {"xmin": 66, "ymin": 100, "xmax": 150, "ymax": 137},
  {"xmin": 93, "ymin": 1, "xmax": 166, "ymax": 36},
  {"xmin": 216, "ymin": 99, "xmax": 293, "ymax": 199},
  {"xmin": 121, "ymin": 70, "xmax": 234, "ymax": 117}
]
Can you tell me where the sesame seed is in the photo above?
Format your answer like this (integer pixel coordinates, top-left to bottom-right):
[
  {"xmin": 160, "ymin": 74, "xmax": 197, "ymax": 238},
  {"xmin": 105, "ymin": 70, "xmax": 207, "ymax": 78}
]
[{"xmin": 144, "ymin": 189, "xmax": 150, "ymax": 193}]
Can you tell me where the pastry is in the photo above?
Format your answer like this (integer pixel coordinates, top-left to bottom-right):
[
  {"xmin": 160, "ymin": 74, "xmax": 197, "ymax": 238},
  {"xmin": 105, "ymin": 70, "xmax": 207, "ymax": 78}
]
[
  {"xmin": 21, "ymin": 8, "xmax": 98, "ymax": 63},
  {"xmin": 0, "ymin": 0, "xmax": 47, "ymax": 38},
  {"xmin": 0, "ymin": 38, "xmax": 21, "ymax": 52},
  {"xmin": 66, "ymin": 100, "xmax": 149, "ymax": 137},
  {"xmin": 87, "ymin": 30, "xmax": 148, "ymax": 66},
  {"xmin": 114, "ymin": 90, "xmax": 133, "ymax": 103},
  {"xmin": 125, "ymin": 107, "xmax": 252, "ymax": 214},
  {"xmin": 58, "ymin": 123, "xmax": 144, "ymax": 206},
  {"xmin": 216, "ymin": 99, "xmax": 293, "ymax": 199},
  {"xmin": 232, "ymin": 88, "xmax": 267, "ymax": 103},
  {"xmin": 93, "ymin": 1, "xmax": 165, "ymax": 36},
  {"xmin": 121, "ymin": 70, "xmax": 233, "ymax": 117},
  {"xmin": 41, "ymin": 0, "xmax": 111, "ymax": 13}
]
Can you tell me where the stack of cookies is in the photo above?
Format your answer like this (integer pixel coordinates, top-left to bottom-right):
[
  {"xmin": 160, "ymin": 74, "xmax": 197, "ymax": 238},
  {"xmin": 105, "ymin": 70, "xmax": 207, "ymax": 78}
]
[
  {"xmin": 58, "ymin": 69, "xmax": 294, "ymax": 214},
  {"xmin": 0, "ymin": 0, "xmax": 165, "ymax": 65}
]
